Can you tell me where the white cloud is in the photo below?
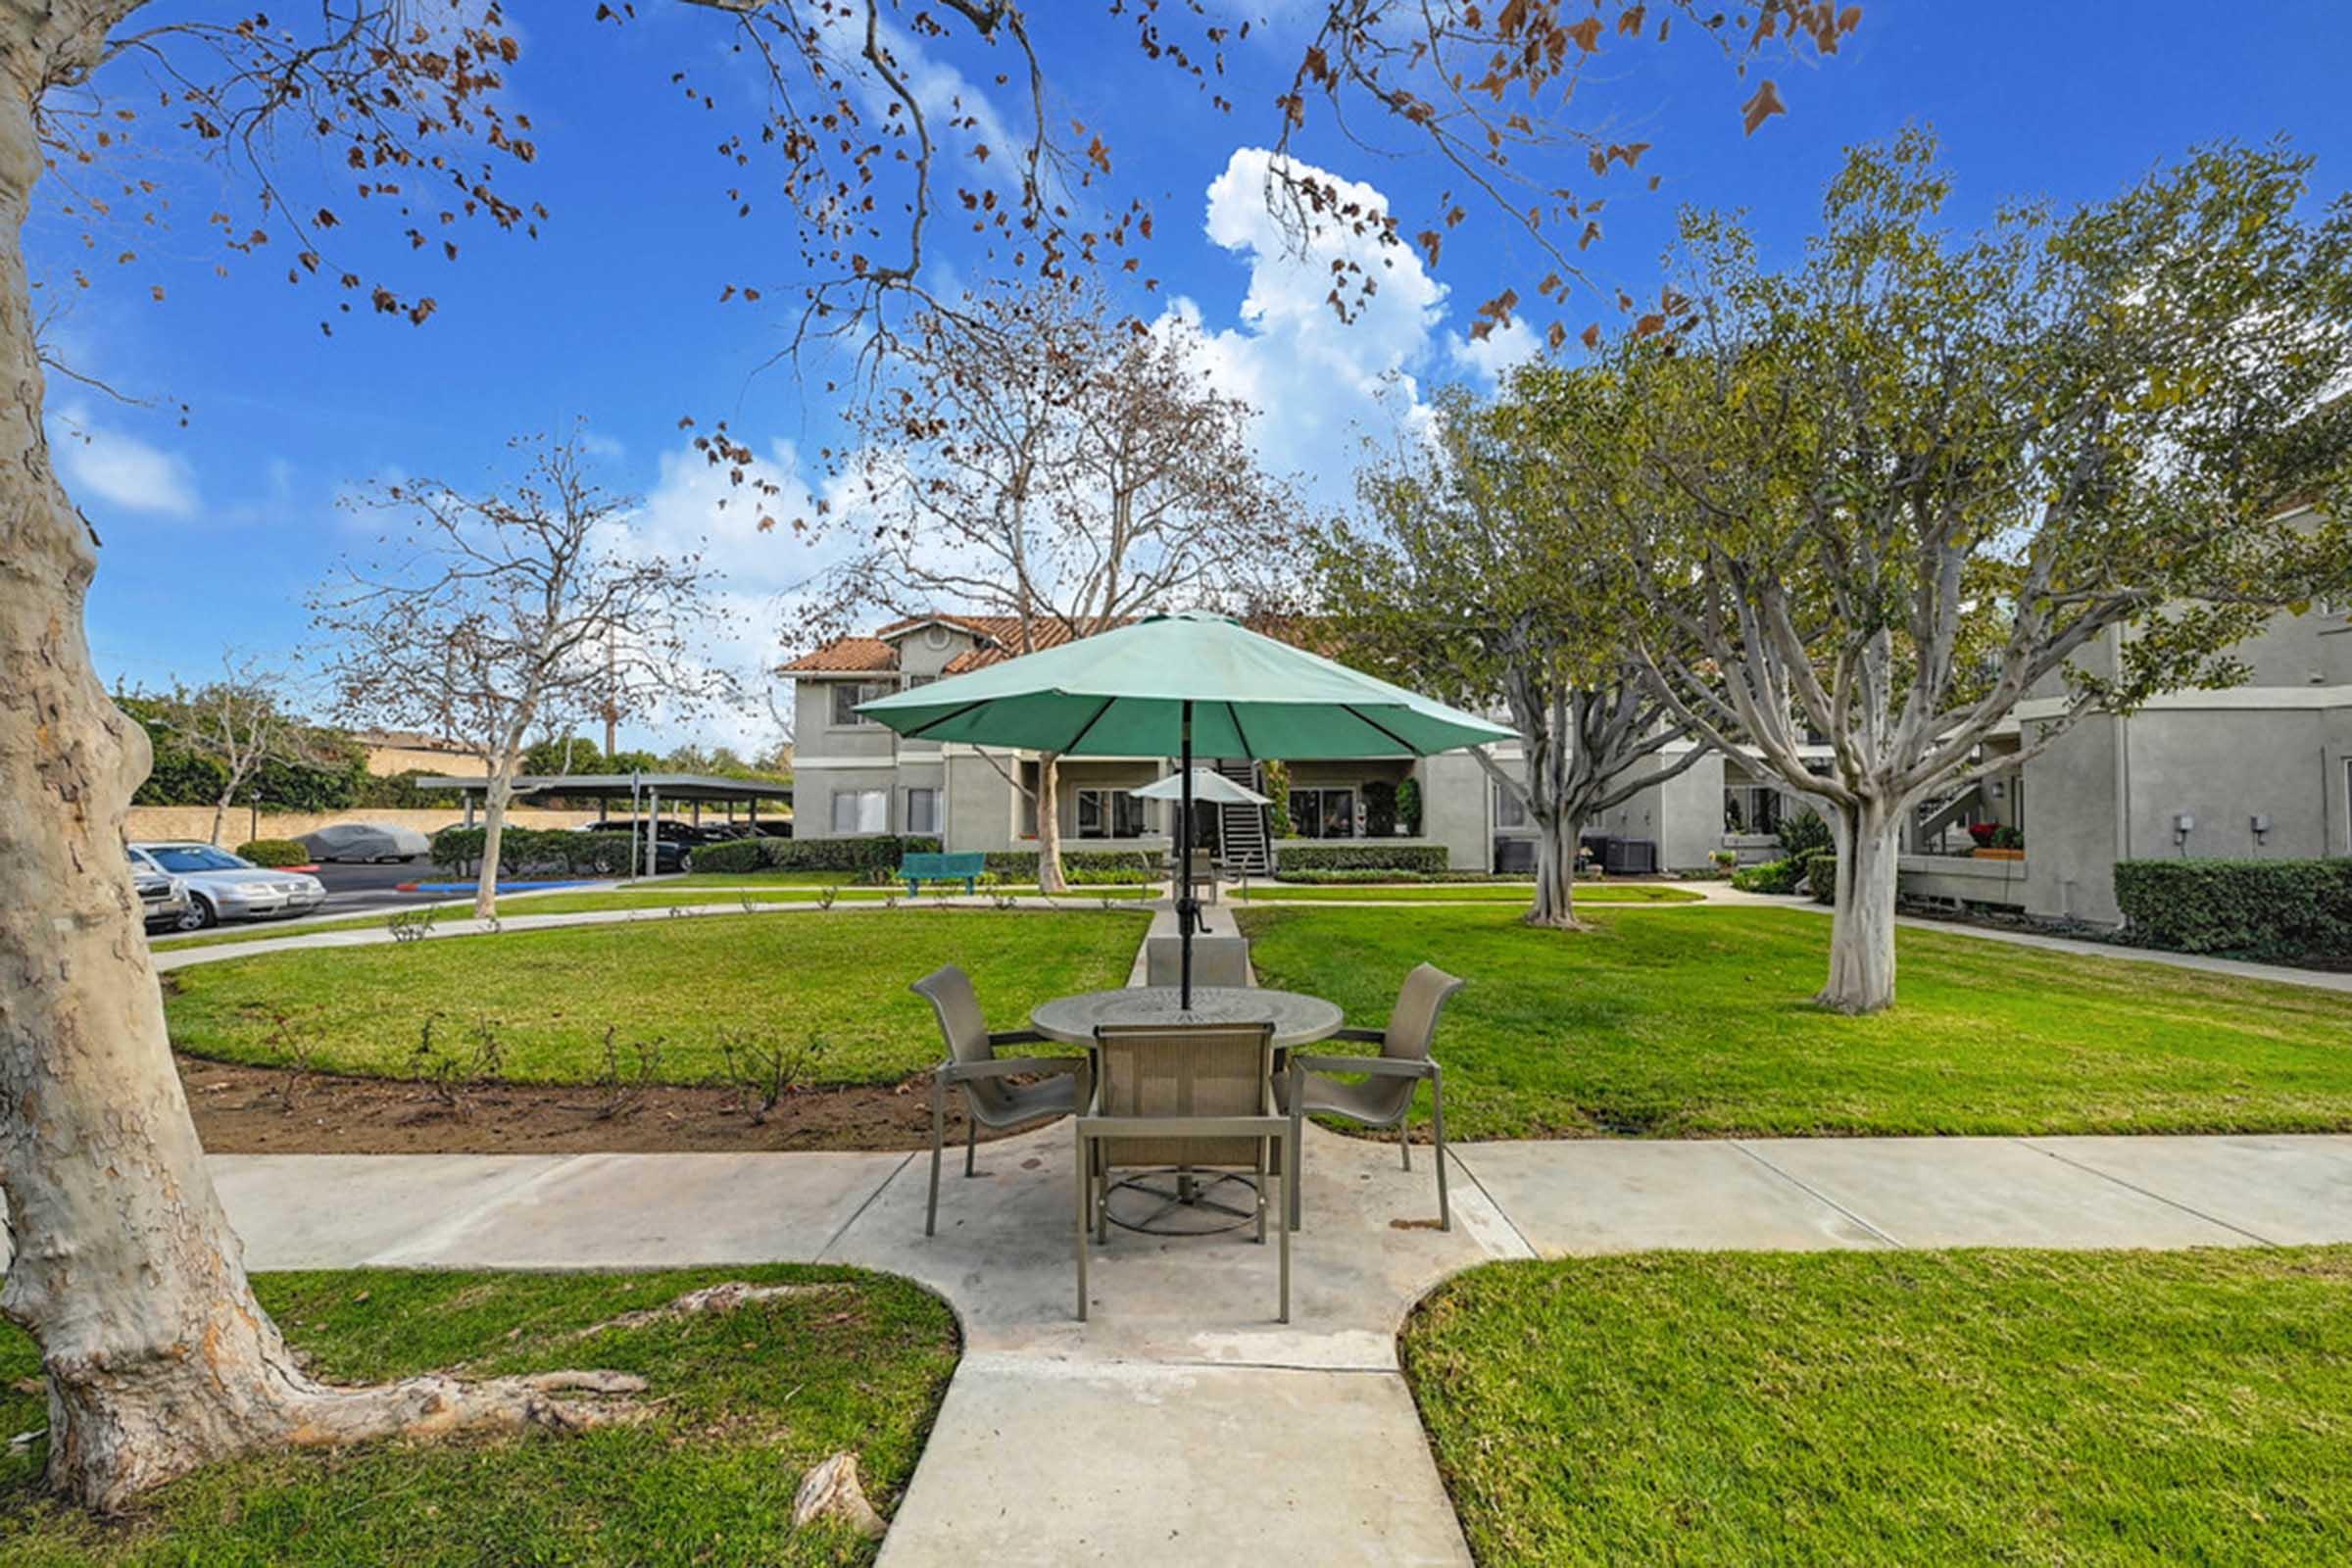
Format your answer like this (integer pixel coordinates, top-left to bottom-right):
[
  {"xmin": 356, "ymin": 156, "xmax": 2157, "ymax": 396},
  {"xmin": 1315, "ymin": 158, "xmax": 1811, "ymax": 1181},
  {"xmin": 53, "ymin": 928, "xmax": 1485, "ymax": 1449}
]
[
  {"xmin": 1159, "ymin": 147, "xmax": 1540, "ymax": 493},
  {"xmin": 52, "ymin": 404, "xmax": 201, "ymax": 517}
]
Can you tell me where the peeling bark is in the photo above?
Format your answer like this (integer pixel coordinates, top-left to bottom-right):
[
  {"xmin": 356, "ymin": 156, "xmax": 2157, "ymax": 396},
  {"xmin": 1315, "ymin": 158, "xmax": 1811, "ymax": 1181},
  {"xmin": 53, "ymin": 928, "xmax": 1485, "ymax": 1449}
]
[
  {"xmin": 0, "ymin": 10, "xmax": 633, "ymax": 1508},
  {"xmin": 1819, "ymin": 802, "xmax": 1900, "ymax": 1014},
  {"xmin": 1033, "ymin": 751, "xmax": 1066, "ymax": 893},
  {"xmin": 793, "ymin": 1451, "xmax": 886, "ymax": 1540}
]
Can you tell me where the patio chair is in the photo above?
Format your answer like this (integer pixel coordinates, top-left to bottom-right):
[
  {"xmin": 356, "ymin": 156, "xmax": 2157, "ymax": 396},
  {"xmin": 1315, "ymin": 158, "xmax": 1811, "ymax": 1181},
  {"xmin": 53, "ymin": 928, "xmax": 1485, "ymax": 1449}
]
[
  {"xmin": 1277, "ymin": 963, "xmax": 1464, "ymax": 1232},
  {"xmin": 1076, "ymin": 1021, "xmax": 1293, "ymax": 1322},
  {"xmin": 912, "ymin": 965, "xmax": 1088, "ymax": 1238},
  {"xmin": 1145, "ymin": 934, "xmax": 1252, "ymax": 989},
  {"xmin": 1159, "ymin": 847, "xmax": 1221, "ymax": 903}
]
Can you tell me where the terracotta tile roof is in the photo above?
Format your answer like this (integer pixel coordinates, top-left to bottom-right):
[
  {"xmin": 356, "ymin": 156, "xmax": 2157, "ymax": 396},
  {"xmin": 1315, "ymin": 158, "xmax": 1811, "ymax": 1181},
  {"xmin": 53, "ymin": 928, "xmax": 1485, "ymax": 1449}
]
[{"xmin": 782, "ymin": 613, "xmax": 1139, "ymax": 675}]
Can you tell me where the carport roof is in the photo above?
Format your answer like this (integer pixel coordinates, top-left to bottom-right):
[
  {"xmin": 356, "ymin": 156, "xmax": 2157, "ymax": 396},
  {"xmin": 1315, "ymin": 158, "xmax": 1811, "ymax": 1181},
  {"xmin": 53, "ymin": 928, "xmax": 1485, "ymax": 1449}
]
[{"xmin": 416, "ymin": 772, "xmax": 792, "ymax": 805}]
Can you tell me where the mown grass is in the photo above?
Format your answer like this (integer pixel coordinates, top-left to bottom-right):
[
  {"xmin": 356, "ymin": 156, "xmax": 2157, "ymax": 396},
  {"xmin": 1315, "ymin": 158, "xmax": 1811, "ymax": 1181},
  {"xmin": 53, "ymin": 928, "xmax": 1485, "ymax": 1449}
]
[
  {"xmin": 165, "ymin": 908, "xmax": 1146, "ymax": 1084},
  {"xmin": 1235, "ymin": 882, "xmax": 1703, "ymax": 904},
  {"xmin": 148, "ymin": 884, "xmax": 1153, "ymax": 952},
  {"xmin": 1237, "ymin": 904, "xmax": 2352, "ymax": 1139},
  {"xmin": 1401, "ymin": 1249, "xmax": 2352, "ymax": 1566},
  {"xmin": 0, "ymin": 1264, "xmax": 957, "ymax": 1566}
]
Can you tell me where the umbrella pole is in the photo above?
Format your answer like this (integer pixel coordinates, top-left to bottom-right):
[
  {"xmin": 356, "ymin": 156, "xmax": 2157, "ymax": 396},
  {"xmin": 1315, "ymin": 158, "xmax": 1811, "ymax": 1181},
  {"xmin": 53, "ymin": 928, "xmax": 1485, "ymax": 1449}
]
[{"xmin": 1179, "ymin": 700, "xmax": 1195, "ymax": 1010}]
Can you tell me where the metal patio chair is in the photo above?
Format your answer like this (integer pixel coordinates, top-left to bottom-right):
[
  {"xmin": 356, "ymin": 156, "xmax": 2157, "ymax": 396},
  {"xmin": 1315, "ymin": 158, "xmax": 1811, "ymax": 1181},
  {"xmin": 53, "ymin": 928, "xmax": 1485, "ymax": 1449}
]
[
  {"xmin": 1076, "ymin": 1020, "xmax": 1294, "ymax": 1322},
  {"xmin": 912, "ymin": 964, "xmax": 1087, "ymax": 1237},
  {"xmin": 1277, "ymin": 962, "xmax": 1464, "ymax": 1232}
]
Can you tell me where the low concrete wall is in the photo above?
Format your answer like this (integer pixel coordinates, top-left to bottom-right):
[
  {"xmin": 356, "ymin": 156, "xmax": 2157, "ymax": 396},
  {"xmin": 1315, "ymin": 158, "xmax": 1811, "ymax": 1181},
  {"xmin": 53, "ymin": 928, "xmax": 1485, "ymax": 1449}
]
[
  {"xmin": 124, "ymin": 805, "xmax": 611, "ymax": 848},
  {"xmin": 1898, "ymin": 852, "xmax": 2032, "ymax": 909}
]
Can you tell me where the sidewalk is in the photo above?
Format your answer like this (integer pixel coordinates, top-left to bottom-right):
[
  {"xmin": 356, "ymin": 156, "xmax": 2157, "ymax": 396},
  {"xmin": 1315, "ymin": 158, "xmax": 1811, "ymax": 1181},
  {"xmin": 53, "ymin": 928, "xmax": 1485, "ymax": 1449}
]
[{"xmin": 205, "ymin": 1127, "xmax": 2352, "ymax": 1565}]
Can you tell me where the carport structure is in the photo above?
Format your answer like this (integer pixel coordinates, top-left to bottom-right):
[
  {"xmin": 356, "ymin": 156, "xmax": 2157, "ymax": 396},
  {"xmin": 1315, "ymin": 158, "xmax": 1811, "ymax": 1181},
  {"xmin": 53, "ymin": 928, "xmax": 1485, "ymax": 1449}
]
[{"xmin": 417, "ymin": 772, "xmax": 794, "ymax": 878}]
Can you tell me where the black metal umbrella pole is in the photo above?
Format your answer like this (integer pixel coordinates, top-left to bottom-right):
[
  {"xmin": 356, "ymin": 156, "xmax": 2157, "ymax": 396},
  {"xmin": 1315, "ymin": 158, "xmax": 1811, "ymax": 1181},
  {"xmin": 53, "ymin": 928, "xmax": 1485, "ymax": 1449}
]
[{"xmin": 1178, "ymin": 698, "xmax": 1196, "ymax": 1009}]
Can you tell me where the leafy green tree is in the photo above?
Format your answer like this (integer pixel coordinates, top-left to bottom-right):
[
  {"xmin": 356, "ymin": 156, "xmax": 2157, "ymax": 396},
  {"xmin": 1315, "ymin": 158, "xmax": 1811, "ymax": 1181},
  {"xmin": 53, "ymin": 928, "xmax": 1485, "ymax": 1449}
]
[
  {"xmin": 1563, "ymin": 132, "xmax": 2352, "ymax": 1012},
  {"xmin": 1324, "ymin": 389, "xmax": 1708, "ymax": 928}
]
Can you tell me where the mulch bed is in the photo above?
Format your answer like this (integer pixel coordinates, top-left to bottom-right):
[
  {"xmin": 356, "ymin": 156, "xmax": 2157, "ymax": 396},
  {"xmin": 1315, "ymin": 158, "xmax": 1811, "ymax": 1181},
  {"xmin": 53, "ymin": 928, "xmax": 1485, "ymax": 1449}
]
[{"xmin": 178, "ymin": 1053, "xmax": 1007, "ymax": 1154}]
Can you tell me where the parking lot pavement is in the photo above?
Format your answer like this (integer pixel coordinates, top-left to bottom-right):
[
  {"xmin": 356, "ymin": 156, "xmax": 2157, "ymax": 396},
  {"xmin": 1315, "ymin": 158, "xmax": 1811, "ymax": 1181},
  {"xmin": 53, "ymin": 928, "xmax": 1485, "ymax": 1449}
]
[{"xmin": 308, "ymin": 858, "xmax": 453, "ymax": 917}]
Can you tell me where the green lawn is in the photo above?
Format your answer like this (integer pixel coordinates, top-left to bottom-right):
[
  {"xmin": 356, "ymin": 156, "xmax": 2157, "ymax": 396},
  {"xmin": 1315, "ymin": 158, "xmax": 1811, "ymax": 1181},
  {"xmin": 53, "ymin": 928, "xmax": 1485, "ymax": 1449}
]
[
  {"xmin": 0, "ymin": 1264, "xmax": 956, "ymax": 1566},
  {"xmin": 1237, "ymin": 904, "xmax": 2352, "ymax": 1138},
  {"xmin": 1236, "ymin": 882, "xmax": 1703, "ymax": 904},
  {"xmin": 149, "ymin": 884, "xmax": 1152, "ymax": 952},
  {"xmin": 1402, "ymin": 1249, "xmax": 2352, "ymax": 1565},
  {"xmin": 165, "ymin": 908, "xmax": 1147, "ymax": 1084}
]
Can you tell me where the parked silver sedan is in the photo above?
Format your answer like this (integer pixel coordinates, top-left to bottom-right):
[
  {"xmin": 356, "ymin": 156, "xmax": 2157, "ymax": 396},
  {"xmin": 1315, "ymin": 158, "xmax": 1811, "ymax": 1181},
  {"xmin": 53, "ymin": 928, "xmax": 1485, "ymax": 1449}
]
[
  {"xmin": 131, "ymin": 861, "xmax": 192, "ymax": 932},
  {"xmin": 128, "ymin": 842, "xmax": 326, "ymax": 930}
]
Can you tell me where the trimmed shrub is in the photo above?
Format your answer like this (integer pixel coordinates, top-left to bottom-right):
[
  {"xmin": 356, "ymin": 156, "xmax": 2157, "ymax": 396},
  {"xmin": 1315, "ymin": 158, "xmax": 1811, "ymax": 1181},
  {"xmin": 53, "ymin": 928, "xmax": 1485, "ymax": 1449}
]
[
  {"xmin": 2113, "ymin": 858, "xmax": 2352, "ymax": 960},
  {"xmin": 1777, "ymin": 808, "xmax": 1832, "ymax": 859},
  {"xmin": 692, "ymin": 837, "xmax": 768, "ymax": 874},
  {"xmin": 236, "ymin": 838, "xmax": 310, "ymax": 867},
  {"xmin": 753, "ymin": 835, "xmax": 942, "ymax": 873},
  {"xmin": 1988, "ymin": 823, "xmax": 2025, "ymax": 851},
  {"xmin": 1731, "ymin": 857, "xmax": 1805, "ymax": 895},
  {"xmin": 1273, "ymin": 867, "xmax": 1525, "ymax": 885},
  {"xmin": 1274, "ymin": 842, "xmax": 1450, "ymax": 875},
  {"xmin": 1262, "ymin": 760, "xmax": 1293, "ymax": 839},
  {"xmin": 1804, "ymin": 850, "xmax": 1838, "ymax": 905}
]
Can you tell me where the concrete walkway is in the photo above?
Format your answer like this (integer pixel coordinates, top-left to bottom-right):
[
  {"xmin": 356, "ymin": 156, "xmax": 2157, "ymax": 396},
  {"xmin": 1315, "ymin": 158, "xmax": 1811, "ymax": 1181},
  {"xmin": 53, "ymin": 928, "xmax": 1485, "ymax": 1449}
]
[{"xmin": 205, "ymin": 1128, "xmax": 2352, "ymax": 1564}]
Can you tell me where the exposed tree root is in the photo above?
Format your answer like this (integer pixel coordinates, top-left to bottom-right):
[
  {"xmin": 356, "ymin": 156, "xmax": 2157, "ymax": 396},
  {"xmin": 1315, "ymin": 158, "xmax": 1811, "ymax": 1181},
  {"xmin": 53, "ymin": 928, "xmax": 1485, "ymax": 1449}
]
[
  {"xmin": 279, "ymin": 1368, "xmax": 650, "ymax": 1448},
  {"xmin": 557, "ymin": 1280, "xmax": 850, "ymax": 1342},
  {"xmin": 794, "ymin": 1450, "xmax": 887, "ymax": 1540}
]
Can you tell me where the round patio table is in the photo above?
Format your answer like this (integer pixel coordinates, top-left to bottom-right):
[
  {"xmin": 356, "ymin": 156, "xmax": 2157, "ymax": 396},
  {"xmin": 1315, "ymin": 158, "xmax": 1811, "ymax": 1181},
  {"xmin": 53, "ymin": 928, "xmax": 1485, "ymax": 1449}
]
[
  {"xmin": 1028, "ymin": 986, "xmax": 1344, "ymax": 1050},
  {"xmin": 1031, "ymin": 986, "xmax": 1345, "ymax": 1236}
]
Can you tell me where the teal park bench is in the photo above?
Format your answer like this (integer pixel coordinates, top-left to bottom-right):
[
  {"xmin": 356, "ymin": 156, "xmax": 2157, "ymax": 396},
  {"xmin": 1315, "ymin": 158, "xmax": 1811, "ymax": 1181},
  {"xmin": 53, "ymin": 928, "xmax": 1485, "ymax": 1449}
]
[{"xmin": 900, "ymin": 850, "xmax": 987, "ymax": 897}]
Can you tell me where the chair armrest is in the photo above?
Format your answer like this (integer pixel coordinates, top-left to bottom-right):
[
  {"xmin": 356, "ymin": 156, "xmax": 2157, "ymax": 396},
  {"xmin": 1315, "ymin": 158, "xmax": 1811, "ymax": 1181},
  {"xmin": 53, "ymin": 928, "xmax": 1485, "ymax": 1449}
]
[
  {"xmin": 940, "ymin": 1055, "xmax": 1085, "ymax": 1085},
  {"xmin": 1331, "ymin": 1027, "xmax": 1385, "ymax": 1044},
  {"xmin": 1288, "ymin": 1054, "xmax": 1438, "ymax": 1080},
  {"xmin": 988, "ymin": 1028, "xmax": 1049, "ymax": 1046}
]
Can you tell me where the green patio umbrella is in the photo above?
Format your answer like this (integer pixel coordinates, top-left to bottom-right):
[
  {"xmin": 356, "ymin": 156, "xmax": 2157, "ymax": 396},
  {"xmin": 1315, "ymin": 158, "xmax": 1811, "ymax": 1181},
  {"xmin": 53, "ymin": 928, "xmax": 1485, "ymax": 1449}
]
[{"xmin": 857, "ymin": 612, "xmax": 1515, "ymax": 1005}]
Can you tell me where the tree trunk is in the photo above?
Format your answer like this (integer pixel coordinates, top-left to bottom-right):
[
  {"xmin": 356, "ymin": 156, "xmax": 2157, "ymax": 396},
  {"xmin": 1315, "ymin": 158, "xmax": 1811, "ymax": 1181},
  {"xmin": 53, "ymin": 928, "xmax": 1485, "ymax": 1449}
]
[
  {"xmin": 208, "ymin": 789, "xmax": 229, "ymax": 846},
  {"xmin": 1819, "ymin": 800, "xmax": 1900, "ymax": 1014},
  {"xmin": 1525, "ymin": 808, "xmax": 1586, "ymax": 928},
  {"xmin": 473, "ymin": 768, "xmax": 514, "ymax": 919},
  {"xmin": 1034, "ymin": 751, "xmax": 1066, "ymax": 893},
  {"xmin": 0, "ymin": 45, "xmax": 633, "ymax": 1510}
]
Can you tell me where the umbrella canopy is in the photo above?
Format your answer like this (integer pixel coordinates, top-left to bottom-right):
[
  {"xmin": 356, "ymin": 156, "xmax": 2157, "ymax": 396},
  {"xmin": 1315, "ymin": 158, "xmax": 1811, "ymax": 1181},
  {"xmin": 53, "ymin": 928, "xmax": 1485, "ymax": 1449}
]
[
  {"xmin": 857, "ymin": 612, "xmax": 1513, "ymax": 1008},
  {"xmin": 1130, "ymin": 768, "xmax": 1270, "ymax": 808},
  {"xmin": 854, "ymin": 612, "xmax": 1515, "ymax": 759}
]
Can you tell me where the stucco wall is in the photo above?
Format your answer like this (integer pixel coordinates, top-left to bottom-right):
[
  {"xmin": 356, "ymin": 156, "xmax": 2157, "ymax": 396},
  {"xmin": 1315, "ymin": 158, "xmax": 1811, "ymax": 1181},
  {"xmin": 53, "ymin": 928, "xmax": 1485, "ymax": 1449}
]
[
  {"xmin": 2022, "ymin": 700, "xmax": 2352, "ymax": 925},
  {"xmin": 1417, "ymin": 751, "xmax": 1493, "ymax": 870},
  {"xmin": 1898, "ymin": 852, "xmax": 2030, "ymax": 908},
  {"xmin": 1591, "ymin": 750, "xmax": 1726, "ymax": 870},
  {"xmin": 124, "ymin": 805, "xmax": 608, "ymax": 848}
]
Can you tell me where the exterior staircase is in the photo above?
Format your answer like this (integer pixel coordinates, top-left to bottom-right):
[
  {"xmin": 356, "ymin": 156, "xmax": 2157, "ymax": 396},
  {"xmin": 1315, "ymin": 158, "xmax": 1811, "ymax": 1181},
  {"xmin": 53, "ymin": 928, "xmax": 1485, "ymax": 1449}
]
[{"xmin": 1213, "ymin": 759, "xmax": 1271, "ymax": 874}]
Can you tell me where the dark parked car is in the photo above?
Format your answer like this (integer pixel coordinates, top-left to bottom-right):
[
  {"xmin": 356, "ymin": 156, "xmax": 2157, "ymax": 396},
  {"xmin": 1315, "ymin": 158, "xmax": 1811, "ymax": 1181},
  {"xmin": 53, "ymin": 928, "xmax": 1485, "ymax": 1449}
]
[{"xmin": 577, "ymin": 819, "xmax": 697, "ymax": 873}]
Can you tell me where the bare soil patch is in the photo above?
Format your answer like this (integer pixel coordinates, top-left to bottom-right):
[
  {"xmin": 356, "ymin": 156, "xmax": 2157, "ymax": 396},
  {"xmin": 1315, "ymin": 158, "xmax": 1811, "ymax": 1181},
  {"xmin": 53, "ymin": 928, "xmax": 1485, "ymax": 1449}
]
[{"xmin": 178, "ymin": 1053, "xmax": 1020, "ymax": 1154}]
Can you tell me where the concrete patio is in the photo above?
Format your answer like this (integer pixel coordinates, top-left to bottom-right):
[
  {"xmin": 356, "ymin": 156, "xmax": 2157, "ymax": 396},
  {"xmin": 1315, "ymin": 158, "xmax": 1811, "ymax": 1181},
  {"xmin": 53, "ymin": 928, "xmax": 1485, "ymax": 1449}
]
[{"xmin": 205, "ymin": 1125, "xmax": 2352, "ymax": 1565}]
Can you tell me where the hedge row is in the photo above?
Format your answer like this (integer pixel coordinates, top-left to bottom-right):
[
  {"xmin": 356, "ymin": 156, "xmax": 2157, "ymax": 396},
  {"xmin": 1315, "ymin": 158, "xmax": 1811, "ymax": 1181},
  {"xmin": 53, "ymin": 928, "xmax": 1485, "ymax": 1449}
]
[
  {"xmin": 754, "ymin": 835, "xmax": 943, "ymax": 873},
  {"xmin": 235, "ymin": 838, "xmax": 312, "ymax": 867},
  {"xmin": 1273, "ymin": 842, "xmax": 1450, "ymax": 874},
  {"xmin": 1273, "ymin": 867, "xmax": 1517, "ymax": 885},
  {"xmin": 1731, "ymin": 857, "xmax": 1805, "ymax": 895},
  {"xmin": 430, "ymin": 826, "xmax": 641, "ymax": 877},
  {"xmin": 679, "ymin": 841, "xmax": 1159, "ymax": 884},
  {"xmin": 2114, "ymin": 858, "xmax": 2352, "ymax": 959}
]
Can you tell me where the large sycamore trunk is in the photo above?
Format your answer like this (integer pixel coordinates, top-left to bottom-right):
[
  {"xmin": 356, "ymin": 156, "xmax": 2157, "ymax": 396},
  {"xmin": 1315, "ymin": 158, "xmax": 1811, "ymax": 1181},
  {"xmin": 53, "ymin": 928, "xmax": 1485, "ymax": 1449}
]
[
  {"xmin": 0, "ymin": 60, "xmax": 630, "ymax": 1510},
  {"xmin": 1820, "ymin": 801, "xmax": 1901, "ymax": 1014}
]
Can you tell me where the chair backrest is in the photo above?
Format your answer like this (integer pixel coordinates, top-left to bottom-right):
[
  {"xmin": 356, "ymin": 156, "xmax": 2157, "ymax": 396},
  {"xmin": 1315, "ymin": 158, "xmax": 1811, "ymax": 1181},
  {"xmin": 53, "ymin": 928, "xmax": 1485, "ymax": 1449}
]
[
  {"xmin": 1091, "ymin": 1021, "xmax": 1275, "ymax": 1171},
  {"xmin": 910, "ymin": 964, "xmax": 1014, "ymax": 1115},
  {"xmin": 1384, "ymin": 963, "xmax": 1466, "ymax": 1062},
  {"xmin": 1145, "ymin": 935, "xmax": 1251, "ymax": 989},
  {"xmin": 1348, "ymin": 963, "xmax": 1466, "ymax": 1123}
]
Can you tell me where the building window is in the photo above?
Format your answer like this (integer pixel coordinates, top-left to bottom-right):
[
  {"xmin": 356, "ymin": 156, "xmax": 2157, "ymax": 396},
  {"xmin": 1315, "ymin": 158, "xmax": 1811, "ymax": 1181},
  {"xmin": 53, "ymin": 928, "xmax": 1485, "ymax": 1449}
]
[
  {"xmin": 1292, "ymin": 786, "xmax": 1358, "ymax": 839},
  {"xmin": 1076, "ymin": 788, "xmax": 1147, "ymax": 839},
  {"xmin": 906, "ymin": 787, "xmax": 940, "ymax": 835},
  {"xmin": 906, "ymin": 673, "xmax": 937, "ymax": 691},
  {"xmin": 830, "ymin": 680, "xmax": 892, "ymax": 726},
  {"xmin": 1725, "ymin": 784, "xmax": 1783, "ymax": 836},
  {"xmin": 1494, "ymin": 782, "xmax": 1528, "ymax": 831},
  {"xmin": 830, "ymin": 788, "xmax": 887, "ymax": 835}
]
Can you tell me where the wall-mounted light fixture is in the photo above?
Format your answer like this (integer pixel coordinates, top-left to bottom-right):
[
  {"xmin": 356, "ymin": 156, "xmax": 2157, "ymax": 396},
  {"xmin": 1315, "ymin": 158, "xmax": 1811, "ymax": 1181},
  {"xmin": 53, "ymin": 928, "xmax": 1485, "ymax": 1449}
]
[
  {"xmin": 2174, "ymin": 811, "xmax": 2196, "ymax": 851},
  {"xmin": 2251, "ymin": 812, "xmax": 2272, "ymax": 847},
  {"xmin": 1985, "ymin": 780, "xmax": 2006, "ymax": 801}
]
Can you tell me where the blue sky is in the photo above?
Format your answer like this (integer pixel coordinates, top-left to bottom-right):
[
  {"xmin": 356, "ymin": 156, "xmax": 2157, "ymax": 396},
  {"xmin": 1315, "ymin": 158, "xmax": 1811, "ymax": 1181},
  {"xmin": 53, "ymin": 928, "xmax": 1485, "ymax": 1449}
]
[{"xmin": 50, "ymin": 2, "xmax": 2352, "ymax": 751}]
